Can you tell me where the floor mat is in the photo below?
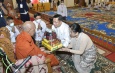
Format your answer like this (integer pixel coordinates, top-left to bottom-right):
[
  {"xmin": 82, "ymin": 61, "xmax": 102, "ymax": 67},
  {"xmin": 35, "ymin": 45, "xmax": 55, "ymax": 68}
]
[
  {"xmin": 57, "ymin": 53, "xmax": 115, "ymax": 73},
  {"xmin": 95, "ymin": 44, "xmax": 112, "ymax": 56},
  {"xmin": 106, "ymin": 53, "xmax": 115, "ymax": 62}
]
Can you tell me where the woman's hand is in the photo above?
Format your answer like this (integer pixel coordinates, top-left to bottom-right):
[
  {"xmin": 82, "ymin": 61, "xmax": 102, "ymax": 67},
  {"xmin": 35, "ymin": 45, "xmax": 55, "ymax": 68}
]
[{"xmin": 59, "ymin": 48, "xmax": 70, "ymax": 52}]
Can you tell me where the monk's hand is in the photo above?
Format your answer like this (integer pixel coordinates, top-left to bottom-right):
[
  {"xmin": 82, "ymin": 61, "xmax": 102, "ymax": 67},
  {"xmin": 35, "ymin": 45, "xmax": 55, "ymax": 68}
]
[
  {"xmin": 40, "ymin": 47, "xmax": 45, "ymax": 51},
  {"xmin": 45, "ymin": 57, "xmax": 51, "ymax": 63}
]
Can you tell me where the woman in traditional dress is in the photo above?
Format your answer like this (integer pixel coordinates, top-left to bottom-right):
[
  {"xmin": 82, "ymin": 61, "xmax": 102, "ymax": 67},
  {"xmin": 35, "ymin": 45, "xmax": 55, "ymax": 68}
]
[{"xmin": 60, "ymin": 23, "xmax": 97, "ymax": 73}]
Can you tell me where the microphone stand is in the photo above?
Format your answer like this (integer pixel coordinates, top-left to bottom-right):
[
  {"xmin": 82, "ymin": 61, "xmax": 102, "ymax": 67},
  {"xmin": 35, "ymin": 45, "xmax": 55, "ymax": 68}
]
[
  {"xmin": 13, "ymin": 56, "xmax": 31, "ymax": 73},
  {"xmin": 0, "ymin": 49, "xmax": 31, "ymax": 73}
]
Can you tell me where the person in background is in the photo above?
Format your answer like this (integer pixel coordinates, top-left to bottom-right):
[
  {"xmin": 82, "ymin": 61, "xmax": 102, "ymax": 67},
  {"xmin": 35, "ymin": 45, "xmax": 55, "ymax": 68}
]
[
  {"xmin": 33, "ymin": 13, "xmax": 47, "ymax": 47},
  {"xmin": 15, "ymin": 21, "xmax": 59, "ymax": 66},
  {"xmin": 93, "ymin": 3, "xmax": 99, "ymax": 9},
  {"xmin": 57, "ymin": 0, "xmax": 60, "ymax": 6},
  {"xmin": 6, "ymin": 16, "xmax": 20, "ymax": 44},
  {"xmin": 16, "ymin": 0, "xmax": 30, "ymax": 22},
  {"xmin": 49, "ymin": 0, "xmax": 52, "ymax": 10},
  {"xmin": 57, "ymin": 0, "xmax": 67, "ymax": 20},
  {"xmin": 0, "ymin": 0, "xmax": 8, "ymax": 27},
  {"xmin": 106, "ymin": 4, "xmax": 112, "ymax": 10},
  {"xmin": 7, "ymin": 2, "xmax": 12, "ymax": 8},
  {"xmin": 59, "ymin": 23, "xmax": 97, "ymax": 73},
  {"xmin": 53, "ymin": 0, "xmax": 57, "ymax": 10},
  {"xmin": 98, "ymin": 3, "xmax": 101, "ymax": 8},
  {"xmin": 102, "ymin": 2, "xmax": 106, "ymax": 8},
  {"xmin": 26, "ymin": 1, "xmax": 32, "ymax": 9}
]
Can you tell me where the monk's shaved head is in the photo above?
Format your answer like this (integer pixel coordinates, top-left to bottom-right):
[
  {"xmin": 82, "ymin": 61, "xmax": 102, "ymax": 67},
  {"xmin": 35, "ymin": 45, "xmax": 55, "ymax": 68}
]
[
  {"xmin": 22, "ymin": 21, "xmax": 36, "ymax": 36},
  {"xmin": 23, "ymin": 21, "xmax": 34, "ymax": 29}
]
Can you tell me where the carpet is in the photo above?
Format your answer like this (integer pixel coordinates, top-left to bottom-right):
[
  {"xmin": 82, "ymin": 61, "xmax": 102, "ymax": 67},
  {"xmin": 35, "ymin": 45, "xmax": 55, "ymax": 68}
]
[
  {"xmin": 106, "ymin": 53, "xmax": 115, "ymax": 62},
  {"xmin": 57, "ymin": 53, "xmax": 115, "ymax": 73},
  {"xmin": 95, "ymin": 44, "xmax": 112, "ymax": 56}
]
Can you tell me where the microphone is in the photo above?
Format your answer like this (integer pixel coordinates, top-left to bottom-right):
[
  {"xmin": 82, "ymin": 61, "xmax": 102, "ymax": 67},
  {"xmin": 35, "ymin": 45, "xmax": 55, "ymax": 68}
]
[{"xmin": 14, "ymin": 56, "xmax": 31, "ymax": 73}]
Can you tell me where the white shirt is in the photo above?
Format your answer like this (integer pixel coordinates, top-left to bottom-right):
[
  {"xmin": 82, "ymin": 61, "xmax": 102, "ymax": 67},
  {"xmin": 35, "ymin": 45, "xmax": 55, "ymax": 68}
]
[
  {"xmin": 57, "ymin": 4, "xmax": 67, "ymax": 17},
  {"xmin": 33, "ymin": 20, "xmax": 47, "ymax": 41},
  {"xmin": 94, "ymin": 5, "xmax": 99, "ymax": 8},
  {"xmin": 6, "ymin": 25, "xmax": 20, "ymax": 43},
  {"xmin": 85, "ymin": 0, "xmax": 89, "ymax": 6},
  {"xmin": 106, "ymin": 4, "xmax": 112, "ymax": 10},
  {"xmin": 102, "ymin": 3, "xmax": 106, "ymax": 8},
  {"xmin": 88, "ymin": 4, "xmax": 91, "ymax": 8},
  {"xmin": 98, "ymin": 3, "xmax": 102, "ymax": 7},
  {"xmin": 52, "ymin": 22, "xmax": 70, "ymax": 47}
]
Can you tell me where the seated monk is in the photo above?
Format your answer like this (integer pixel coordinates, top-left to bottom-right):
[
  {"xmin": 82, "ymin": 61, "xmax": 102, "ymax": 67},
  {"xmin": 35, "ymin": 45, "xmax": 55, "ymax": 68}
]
[{"xmin": 15, "ymin": 21, "xmax": 59, "ymax": 66}]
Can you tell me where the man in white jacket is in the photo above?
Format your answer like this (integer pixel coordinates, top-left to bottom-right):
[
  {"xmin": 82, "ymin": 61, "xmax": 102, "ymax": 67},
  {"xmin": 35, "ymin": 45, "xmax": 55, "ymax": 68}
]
[
  {"xmin": 33, "ymin": 13, "xmax": 47, "ymax": 46},
  {"xmin": 6, "ymin": 16, "xmax": 20, "ymax": 44},
  {"xmin": 52, "ymin": 14, "xmax": 70, "ymax": 48},
  {"xmin": 57, "ymin": 1, "xmax": 67, "ymax": 20}
]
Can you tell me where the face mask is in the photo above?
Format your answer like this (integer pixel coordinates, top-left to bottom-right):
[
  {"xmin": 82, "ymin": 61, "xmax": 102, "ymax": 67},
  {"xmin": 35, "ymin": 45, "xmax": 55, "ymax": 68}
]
[
  {"xmin": 36, "ymin": 19, "xmax": 41, "ymax": 23},
  {"xmin": 10, "ymin": 23, "xmax": 14, "ymax": 27}
]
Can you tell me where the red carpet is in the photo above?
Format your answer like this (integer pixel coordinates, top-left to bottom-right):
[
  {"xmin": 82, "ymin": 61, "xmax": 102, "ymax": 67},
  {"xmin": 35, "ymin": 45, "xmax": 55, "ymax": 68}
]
[{"xmin": 106, "ymin": 53, "xmax": 115, "ymax": 62}]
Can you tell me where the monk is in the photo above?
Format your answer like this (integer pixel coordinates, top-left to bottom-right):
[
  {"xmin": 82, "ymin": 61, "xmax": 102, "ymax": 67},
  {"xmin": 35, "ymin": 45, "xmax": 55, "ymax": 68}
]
[{"xmin": 15, "ymin": 21, "xmax": 59, "ymax": 66}]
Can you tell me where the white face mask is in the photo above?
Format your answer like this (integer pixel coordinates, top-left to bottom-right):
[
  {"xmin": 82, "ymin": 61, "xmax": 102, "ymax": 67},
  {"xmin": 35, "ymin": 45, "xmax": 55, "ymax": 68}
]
[
  {"xmin": 10, "ymin": 23, "xmax": 14, "ymax": 27},
  {"xmin": 36, "ymin": 19, "xmax": 41, "ymax": 23}
]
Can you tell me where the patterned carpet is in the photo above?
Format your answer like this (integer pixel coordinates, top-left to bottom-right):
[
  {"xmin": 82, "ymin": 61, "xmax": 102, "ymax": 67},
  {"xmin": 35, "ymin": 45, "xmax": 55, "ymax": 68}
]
[
  {"xmin": 57, "ymin": 53, "xmax": 115, "ymax": 73},
  {"xmin": 95, "ymin": 44, "xmax": 112, "ymax": 56},
  {"xmin": 106, "ymin": 53, "xmax": 115, "ymax": 62}
]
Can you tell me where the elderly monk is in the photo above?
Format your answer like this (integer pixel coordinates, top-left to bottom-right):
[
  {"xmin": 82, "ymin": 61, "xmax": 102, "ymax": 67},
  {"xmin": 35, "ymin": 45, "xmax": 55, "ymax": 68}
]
[{"xmin": 15, "ymin": 21, "xmax": 59, "ymax": 66}]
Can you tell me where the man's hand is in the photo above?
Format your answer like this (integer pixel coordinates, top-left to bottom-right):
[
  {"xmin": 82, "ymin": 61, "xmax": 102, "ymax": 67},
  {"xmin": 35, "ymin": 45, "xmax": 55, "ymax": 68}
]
[
  {"xmin": 37, "ymin": 24, "xmax": 42, "ymax": 30},
  {"xmin": 12, "ymin": 27, "xmax": 15, "ymax": 33},
  {"xmin": 0, "ymin": 3, "xmax": 2, "ymax": 7}
]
